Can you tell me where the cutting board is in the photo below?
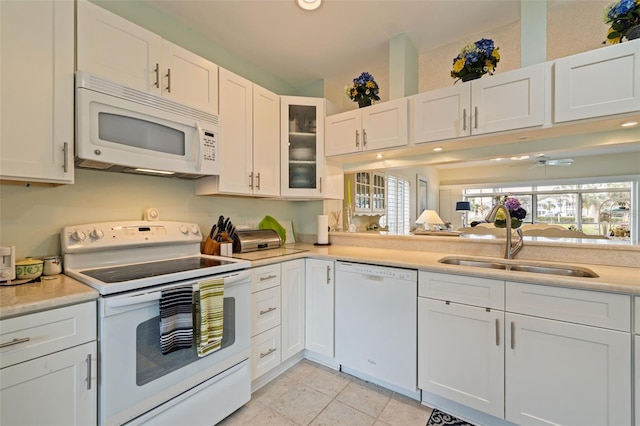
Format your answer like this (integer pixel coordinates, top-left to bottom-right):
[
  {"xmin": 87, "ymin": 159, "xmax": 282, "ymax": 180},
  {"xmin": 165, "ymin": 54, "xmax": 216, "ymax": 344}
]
[{"xmin": 278, "ymin": 220, "xmax": 296, "ymax": 244}]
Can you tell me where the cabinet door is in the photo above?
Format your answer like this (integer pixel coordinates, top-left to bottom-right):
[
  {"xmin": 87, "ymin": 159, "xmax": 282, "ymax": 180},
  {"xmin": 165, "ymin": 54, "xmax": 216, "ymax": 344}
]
[
  {"xmin": 161, "ymin": 40, "xmax": 219, "ymax": 114},
  {"xmin": 76, "ymin": 0, "xmax": 161, "ymax": 94},
  {"xmin": 555, "ymin": 40, "xmax": 640, "ymax": 123},
  {"xmin": 325, "ymin": 109, "xmax": 361, "ymax": 156},
  {"xmin": 253, "ymin": 85, "xmax": 281, "ymax": 197},
  {"xmin": 305, "ymin": 259, "xmax": 334, "ymax": 358},
  {"xmin": 281, "ymin": 259, "xmax": 306, "ymax": 362},
  {"xmin": 413, "ymin": 84, "xmax": 470, "ymax": 143},
  {"xmin": 472, "ymin": 63, "xmax": 546, "ymax": 134},
  {"xmin": 371, "ymin": 172, "xmax": 386, "ymax": 213},
  {"xmin": 217, "ymin": 68, "xmax": 253, "ymax": 195},
  {"xmin": 361, "ymin": 98, "xmax": 409, "ymax": 151},
  {"xmin": 418, "ymin": 298, "xmax": 504, "ymax": 418},
  {"xmin": 0, "ymin": 0, "xmax": 74, "ymax": 183},
  {"xmin": 635, "ymin": 335, "xmax": 640, "ymax": 426},
  {"xmin": 281, "ymin": 96, "xmax": 326, "ymax": 198},
  {"xmin": 0, "ymin": 342, "xmax": 97, "ymax": 425},
  {"xmin": 505, "ymin": 313, "xmax": 631, "ymax": 426}
]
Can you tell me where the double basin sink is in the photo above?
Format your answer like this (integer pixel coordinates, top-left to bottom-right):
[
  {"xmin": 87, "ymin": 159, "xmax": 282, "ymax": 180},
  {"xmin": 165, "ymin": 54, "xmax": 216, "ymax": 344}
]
[{"xmin": 438, "ymin": 256, "xmax": 599, "ymax": 278}]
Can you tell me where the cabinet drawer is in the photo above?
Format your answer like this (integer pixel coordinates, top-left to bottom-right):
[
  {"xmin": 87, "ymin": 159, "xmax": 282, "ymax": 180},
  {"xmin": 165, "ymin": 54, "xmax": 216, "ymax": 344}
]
[
  {"xmin": 419, "ymin": 271, "xmax": 504, "ymax": 309},
  {"xmin": 251, "ymin": 286, "xmax": 281, "ymax": 337},
  {"xmin": 506, "ymin": 282, "xmax": 630, "ymax": 332},
  {"xmin": 251, "ymin": 264, "xmax": 281, "ymax": 293},
  {"xmin": 251, "ymin": 326, "xmax": 281, "ymax": 380},
  {"xmin": 0, "ymin": 302, "xmax": 96, "ymax": 368}
]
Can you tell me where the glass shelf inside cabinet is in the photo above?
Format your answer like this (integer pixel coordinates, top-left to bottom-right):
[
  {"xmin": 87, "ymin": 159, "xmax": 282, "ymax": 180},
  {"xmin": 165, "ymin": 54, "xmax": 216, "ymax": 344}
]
[{"xmin": 288, "ymin": 104, "xmax": 318, "ymax": 189}]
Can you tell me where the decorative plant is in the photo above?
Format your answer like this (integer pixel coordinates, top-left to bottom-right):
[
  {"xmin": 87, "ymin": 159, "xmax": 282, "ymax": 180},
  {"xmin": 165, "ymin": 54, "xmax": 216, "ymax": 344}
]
[
  {"xmin": 345, "ymin": 72, "xmax": 380, "ymax": 107},
  {"xmin": 451, "ymin": 38, "xmax": 500, "ymax": 82},
  {"xmin": 604, "ymin": 0, "xmax": 640, "ymax": 43},
  {"xmin": 494, "ymin": 195, "xmax": 527, "ymax": 229}
]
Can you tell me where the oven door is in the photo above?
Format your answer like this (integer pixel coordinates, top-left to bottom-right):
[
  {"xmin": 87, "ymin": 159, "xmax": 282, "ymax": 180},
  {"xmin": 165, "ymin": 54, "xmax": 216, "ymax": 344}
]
[{"xmin": 98, "ymin": 270, "xmax": 250, "ymax": 426}]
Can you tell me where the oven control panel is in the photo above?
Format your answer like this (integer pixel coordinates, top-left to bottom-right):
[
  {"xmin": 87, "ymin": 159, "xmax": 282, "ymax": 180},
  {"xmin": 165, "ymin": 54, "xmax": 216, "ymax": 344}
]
[{"xmin": 61, "ymin": 221, "xmax": 202, "ymax": 253}]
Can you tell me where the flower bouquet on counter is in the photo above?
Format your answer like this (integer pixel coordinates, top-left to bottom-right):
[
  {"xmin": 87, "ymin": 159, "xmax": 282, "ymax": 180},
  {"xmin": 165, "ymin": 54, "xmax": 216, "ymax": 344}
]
[
  {"xmin": 345, "ymin": 72, "xmax": 380, "ymax": 108},
  {"xmin": 451, "ymin": 38, "xmax": 500, "ymax": 83},
  {"xmin": 494, "ymin": 195, "xmax": 527, "ymax": 229},
  {"xmin": 604, "ymin": 0, "xmax": 640, "ymax": 43}
]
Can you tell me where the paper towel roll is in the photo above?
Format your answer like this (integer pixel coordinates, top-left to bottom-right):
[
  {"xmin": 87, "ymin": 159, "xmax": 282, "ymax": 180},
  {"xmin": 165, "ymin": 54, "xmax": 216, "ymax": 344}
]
[{"xmin": 317, "ymin": 215, "xmax": 329, "ymax": 244}]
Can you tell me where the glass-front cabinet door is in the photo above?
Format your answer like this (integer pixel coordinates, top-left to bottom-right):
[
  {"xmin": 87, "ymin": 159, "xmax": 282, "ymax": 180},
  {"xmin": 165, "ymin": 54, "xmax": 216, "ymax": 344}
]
[{"xmin": 281, "ymin": 96, "xmax": 325, "ymax": 198}]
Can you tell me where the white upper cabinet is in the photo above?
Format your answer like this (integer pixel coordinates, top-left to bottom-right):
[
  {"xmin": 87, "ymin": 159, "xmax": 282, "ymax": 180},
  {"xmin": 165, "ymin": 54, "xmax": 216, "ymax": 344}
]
[
  {"xmin": 326, "ymin": 98, "xmax": 409, "ymax": 156},
  {"xmin": 413, "ymin": 63, "xmax": 547, "ymax": 144},
  {"xmin": 0, "ymin": 0, "xmax": 74, "ymax": 184},
  {"xmin": 76, "ymin": 0, "xmax": 218, "ymax": 114},
  {"xmin": 554, "ymin": 40, "xmax": 640, "ymax": 123},
  {"xmin": 195, "ymin": 69, "xmax": 280, "ymax": 197}
]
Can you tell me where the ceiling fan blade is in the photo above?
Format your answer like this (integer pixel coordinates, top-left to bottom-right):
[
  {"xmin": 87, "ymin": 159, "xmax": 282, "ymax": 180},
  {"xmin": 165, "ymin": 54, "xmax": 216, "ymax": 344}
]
[{"xmin": 546, "ymin": 158, "xmax": 574, "ymax": 166}]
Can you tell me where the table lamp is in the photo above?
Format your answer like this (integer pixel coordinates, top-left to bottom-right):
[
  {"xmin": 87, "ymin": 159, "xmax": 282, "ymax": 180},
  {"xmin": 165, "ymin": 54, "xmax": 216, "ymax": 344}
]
[
  {"xmin": 456, "ymin": 201, "xmax": 471, "ymax": 228},
  {"xmin": 416, "ymin": 210, "xmax": 444, "ymax": 231}
]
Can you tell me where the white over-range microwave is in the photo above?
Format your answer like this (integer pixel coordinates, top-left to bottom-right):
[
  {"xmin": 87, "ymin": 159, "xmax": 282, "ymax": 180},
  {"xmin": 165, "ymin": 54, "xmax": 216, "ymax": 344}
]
[{"xmin": 75, "ymin": 71, "xmax": 220, "ymax": 178}]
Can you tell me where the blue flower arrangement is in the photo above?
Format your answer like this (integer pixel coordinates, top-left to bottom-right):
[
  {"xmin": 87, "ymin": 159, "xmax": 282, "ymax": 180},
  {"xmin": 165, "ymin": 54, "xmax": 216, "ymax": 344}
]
[
  {"xmin": 345, "ymin": 72, "xmax": 380, "ymax": 107},
  {"xmin": 604, "ymin": 0, "xmax": 640, "ymax": 43},
  {"xmin": 451, "ymin": 38, "xmax": 500, "ymax": 83}
]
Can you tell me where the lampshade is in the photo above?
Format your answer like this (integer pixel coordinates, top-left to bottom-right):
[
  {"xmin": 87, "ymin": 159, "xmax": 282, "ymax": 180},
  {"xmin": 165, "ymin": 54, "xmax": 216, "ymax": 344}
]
[
  {"xmin": 456, "ymin": 201, "xmax": 471, "ymax": 211},
  {"xmin": 416, "ymin": 210, "xmax": 444, "ymax": 226}
]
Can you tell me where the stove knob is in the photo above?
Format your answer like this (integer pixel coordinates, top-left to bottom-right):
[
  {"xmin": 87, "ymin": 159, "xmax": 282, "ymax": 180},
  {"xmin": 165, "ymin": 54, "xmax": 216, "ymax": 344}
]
[
  {"xmin": 179, "ymin": 225, "xmax": 189, "ymax": 235},
  {"xmin": 190, "ymin": 225, "xmax": 200, "ymax": 235},
  {"xmin": 70, "ymin": 230, "xmax": 86, "ymax": 242},
  {"xmin": 90, "ymin": 228, "xmax": 104, "ymax": 240}
]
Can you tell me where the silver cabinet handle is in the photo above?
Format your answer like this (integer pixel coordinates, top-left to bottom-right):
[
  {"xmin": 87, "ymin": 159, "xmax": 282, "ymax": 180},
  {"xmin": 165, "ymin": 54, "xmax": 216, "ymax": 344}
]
[
  {"xmin": 463, "ymin": 109, "xmax": 467, "ymax": 131},
  {"xmin": 249, "ymin": 172, "xmax": 254, "ymax": 190},
  {"xmin": 355, "ymin": 130, "xmax": 360, "ymax": 148},
  {"xmin": 495, "ymin": 319, "xmax": 500, "ymax": 346},
  {"xmin": 0, "ymin": 337, "xmax": 30, "ymax": 348},
  {"xmin": 260, "ymin": 348, "xmax": 276, "ymax": 358},
  {"xmin": 256, "ymin": 172, "xmax": 261, "ymax": 190},
  {"xmin": 62, "ymin": 142, "xmax": 69, "ymax": 173},
  {"xmin": 362, "ymin": 129, "xmax": 367, "ymax": 148},
  {"xmin": 166, "ymin": 68, "xmax": 171, "ymax": 93},
  {"xmin": 319, "ymin": 177, "xmax": 322, "ymax": 193},
  {"xmin": 259, "ymin": 307, "xmax": 277, "ymax": 316},
  {"xmin": 85, "ymin": 354, "xmax": 92, "ymax": 390},
  {"xmin": 474, "ymin": 106, "xmax": 478, "ymax": 129},
  {"xmin": 154, "ymin": 63, "xmax": 160, "ymax": 88},
  {"xmin": 510, "ymin": 321, "xmax": 515, "ymax": 350},
  {"xmin": 326, "ymin": 265, "xmax": 331, "ymax": 284},
  {"xmin": 259, "ymin": 274, "xmax": 277, "ymax": 282}
]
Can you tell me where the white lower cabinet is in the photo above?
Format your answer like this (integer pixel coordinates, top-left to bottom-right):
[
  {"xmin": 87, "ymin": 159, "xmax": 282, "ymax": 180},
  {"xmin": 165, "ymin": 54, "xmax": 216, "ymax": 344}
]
[
  {"xmin": 250, "ymin": 260, "xmax": 306, "ymax": 382},
  {"xmin": 418, "ymin": 272, "xmax": 632, "ymax": 425},
  {"xmin": 505, "ymin": 312, "xmax": 631, "ymax": 426},
  {"xmin": 0, "ymin": 302, "xmax": 97, "ymax": 425},
  {"xmin": 305, "ymin": 259, "xmax": 334, "ymax": 359}
]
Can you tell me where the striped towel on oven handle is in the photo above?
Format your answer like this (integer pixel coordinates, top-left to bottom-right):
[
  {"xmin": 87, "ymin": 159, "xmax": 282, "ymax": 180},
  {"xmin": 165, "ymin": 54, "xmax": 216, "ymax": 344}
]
[
  {"xmin": 159, "ymin": 286, "xmax": 194, "ymax": 354},
  {"xmin": 195, "ymin": 277, "xmax": 225, "ymax": 357}
]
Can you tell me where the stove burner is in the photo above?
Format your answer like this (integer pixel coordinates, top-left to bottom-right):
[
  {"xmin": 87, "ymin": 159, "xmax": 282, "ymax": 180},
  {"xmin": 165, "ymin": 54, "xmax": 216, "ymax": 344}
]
[{"xmin": 82, "ymin": 257, "xmax": 233, "ymax": 283}]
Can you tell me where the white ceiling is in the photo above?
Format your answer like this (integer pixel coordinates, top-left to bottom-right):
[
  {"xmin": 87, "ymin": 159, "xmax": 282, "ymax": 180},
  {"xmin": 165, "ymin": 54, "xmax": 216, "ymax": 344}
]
[{"xmin": 142, "ymin": 0, "xmax": 522, "ymax": 88}]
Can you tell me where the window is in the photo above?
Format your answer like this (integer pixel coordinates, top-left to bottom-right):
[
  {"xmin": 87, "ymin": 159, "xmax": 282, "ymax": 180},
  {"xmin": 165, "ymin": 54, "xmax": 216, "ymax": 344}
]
[
  {"xmin": 462, "ymin": 181, "xmax": 633, "ymax": 238},
  {"xmin": 386, "ymin": 175, "xmax": 410, "ymax": 234}
]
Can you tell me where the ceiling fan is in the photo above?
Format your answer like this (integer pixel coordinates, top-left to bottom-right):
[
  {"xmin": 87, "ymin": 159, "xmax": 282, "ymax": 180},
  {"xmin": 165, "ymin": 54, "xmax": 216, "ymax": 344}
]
[{"xmin": 532, "ymin": 156, "xmax": 574, "ymax": 167}]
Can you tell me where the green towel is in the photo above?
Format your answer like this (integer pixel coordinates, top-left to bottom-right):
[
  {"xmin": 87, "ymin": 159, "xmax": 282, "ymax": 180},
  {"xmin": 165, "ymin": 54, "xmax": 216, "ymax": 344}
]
[
  {"xmin": 259, "ymin": 215, "xmax": 286, "ymax": 243},
  {"xmin": 196, "ymin": 277, "xmax": 224, "ymax": 357}
]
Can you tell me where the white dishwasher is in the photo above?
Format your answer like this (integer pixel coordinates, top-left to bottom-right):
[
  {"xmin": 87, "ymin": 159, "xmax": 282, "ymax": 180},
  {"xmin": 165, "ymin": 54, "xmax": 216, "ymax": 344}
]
[{"xmin": 335, "ymin": 261, "xmax": 418, "ymax": 398}]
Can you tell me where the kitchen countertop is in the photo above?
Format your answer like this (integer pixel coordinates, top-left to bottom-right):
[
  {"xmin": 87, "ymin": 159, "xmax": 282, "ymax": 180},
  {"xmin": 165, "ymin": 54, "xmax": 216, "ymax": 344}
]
[
  {"xmin": 0, "ymin": 274, "xmax": 98, "ymax": 320},
  {"xmin": 2, "ymin": 241, "xmax": 639, "ymax": 320}
]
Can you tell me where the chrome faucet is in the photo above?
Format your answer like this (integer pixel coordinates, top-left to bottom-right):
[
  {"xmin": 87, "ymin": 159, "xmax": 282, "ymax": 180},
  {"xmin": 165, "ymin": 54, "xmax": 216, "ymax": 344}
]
[{"xmin": 485, "ymin": 204, "xmax": 524, "ymax": 259}]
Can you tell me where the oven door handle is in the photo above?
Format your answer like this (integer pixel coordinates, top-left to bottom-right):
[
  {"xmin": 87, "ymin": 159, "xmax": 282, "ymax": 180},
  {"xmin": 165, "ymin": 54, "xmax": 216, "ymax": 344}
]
[{"xmin": 108, "ymin": 292, "xmax": 161, "ymax": 308}]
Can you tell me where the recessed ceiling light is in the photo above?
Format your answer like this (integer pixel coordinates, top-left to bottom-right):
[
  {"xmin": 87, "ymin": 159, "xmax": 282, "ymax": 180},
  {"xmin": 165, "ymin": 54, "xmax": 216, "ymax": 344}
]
[
  {"xmin": 433, "ymin": 147, "xmax": 443, "ymax": 152},
  {"xmin": 510, "ymin": 155, "xmax": 530, "ymax": 161},
  {"xmin": 297, "ymin": 0, "xmax": 322, "ymax": 11},
  {"xmin": 491, "ymin": 157, "xmax": 505, "ymax": 161},
  {"xmin": 621, "ymin": 120, "xmax": 638, "ymax": 127},
  {"xmin": 376, "ymin": 154, "xmax": 383, "ymax": 159}
]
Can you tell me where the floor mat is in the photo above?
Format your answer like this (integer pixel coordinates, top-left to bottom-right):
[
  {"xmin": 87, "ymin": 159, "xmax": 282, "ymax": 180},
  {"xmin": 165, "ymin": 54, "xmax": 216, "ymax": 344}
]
[{"xmin": 427, "ymin": 408, "xmax": 475, "ymax": 426}]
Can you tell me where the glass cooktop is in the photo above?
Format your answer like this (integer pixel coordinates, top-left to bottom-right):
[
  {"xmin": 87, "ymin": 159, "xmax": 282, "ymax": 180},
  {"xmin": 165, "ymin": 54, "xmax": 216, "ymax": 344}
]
[{"xmin": 82, "ymin": 257, "xmax": 235, "ymax": 283}]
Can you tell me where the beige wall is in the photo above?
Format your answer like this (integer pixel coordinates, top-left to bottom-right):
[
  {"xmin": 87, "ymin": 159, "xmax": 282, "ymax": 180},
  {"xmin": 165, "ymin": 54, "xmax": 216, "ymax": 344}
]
[{"xmin": 0, "ymin": 170, "xmax": 321, "ymax": 259}]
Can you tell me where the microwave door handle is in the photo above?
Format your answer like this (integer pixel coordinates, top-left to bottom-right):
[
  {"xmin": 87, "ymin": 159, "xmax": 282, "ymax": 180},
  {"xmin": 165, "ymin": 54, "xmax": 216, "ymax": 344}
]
[{"xmin": 195, "ymin": 121, "xmax": 204, "ymax": 173}]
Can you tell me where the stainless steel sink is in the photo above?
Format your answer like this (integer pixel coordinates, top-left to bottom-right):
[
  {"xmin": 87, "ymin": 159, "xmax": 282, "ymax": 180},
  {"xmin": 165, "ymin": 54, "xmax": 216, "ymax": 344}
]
[{"xmin": 438, "ymin": 257, "xmax": 599, "ymax": 278}]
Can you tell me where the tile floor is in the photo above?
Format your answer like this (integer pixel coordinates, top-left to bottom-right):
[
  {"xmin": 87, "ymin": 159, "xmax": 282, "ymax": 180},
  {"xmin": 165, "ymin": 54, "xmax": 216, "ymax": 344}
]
[{"xmin": 219, "ymin": 359, "xmax": 434, "ymax": 426}]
